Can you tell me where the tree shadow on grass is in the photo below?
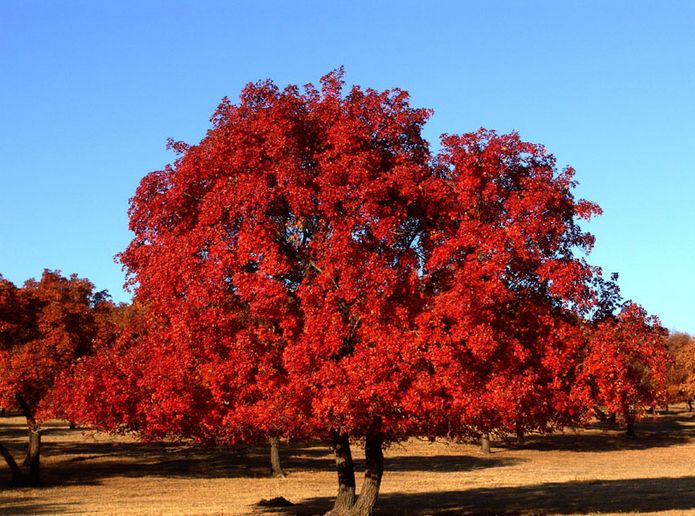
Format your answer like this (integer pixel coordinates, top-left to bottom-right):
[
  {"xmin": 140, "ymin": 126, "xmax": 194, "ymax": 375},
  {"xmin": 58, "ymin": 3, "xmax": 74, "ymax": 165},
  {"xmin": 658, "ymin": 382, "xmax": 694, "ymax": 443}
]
[
  {"xmin": 0, "ymin": 421, "xmax": 31, "ymax": 441},
  {"xmin": 14, "ymin": 442, "xmax": 517, "ymax": 488},
  {"xmin": 496, "ymin": 410, "xmax": 695, "ymax": 453},
  {"xmin": 0, "ymin": 498, "xmax": 77, "ymax": 515},
  {"xmin": 385, "ymin": 454, "xmax": 521, "ymax": 473},
  {"xmin": 274, "ymin": 476, "xmax": 695, "ymax": 515},
  {"xmin": 32, "ymin": 441, "xmax": 325, "ymax": 486},
  {"xmin": 1, "ymin": 412, "xmax": 523, "ymax": 488},
  {"xmin": 1, "ymin": 409, "xmax": 694, "ymax": 494}
]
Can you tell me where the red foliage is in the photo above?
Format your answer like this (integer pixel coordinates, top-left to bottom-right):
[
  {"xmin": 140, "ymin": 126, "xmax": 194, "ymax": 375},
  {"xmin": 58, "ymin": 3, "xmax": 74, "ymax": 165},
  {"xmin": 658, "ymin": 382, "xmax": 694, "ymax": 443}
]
[
  {"xmin": 666, "ymin": 332, "xmax": 695, "ymax": 404},
  {"xmin": 0, "ymin": 270, "xmax": 100, "ymax": 425},
  {"xmin": 580, "ymin": 303, "xmax": 669, "ymax": 428},
  {"xmin": 50, "ymin": 301, "xmax": 149, "ymax": 432},
  {"xmin": 410, "ymin": 129, "xmax": 601, "ymax": 439},
  {"xmin": 104, "ymin": 70, "xmax": 608, "ymax": 448},
  {"xmin": 43, "ymin": 72, "xmax": 672, "ymax": 512}
]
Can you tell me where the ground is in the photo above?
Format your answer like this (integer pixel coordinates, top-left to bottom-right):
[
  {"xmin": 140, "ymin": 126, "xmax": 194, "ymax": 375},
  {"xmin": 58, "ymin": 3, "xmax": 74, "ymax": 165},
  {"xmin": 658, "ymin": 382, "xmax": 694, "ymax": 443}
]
[{"xmin": 2, "ymin": 405, "xmax": 695, "ymax": 515}]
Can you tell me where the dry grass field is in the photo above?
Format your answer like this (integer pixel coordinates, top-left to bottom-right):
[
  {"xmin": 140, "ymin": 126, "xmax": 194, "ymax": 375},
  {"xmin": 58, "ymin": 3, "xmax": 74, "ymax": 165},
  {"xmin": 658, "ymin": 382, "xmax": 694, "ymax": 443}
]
[{"xmin": 2, "ymin": 405, "xmax": 695, "ymax": 515}]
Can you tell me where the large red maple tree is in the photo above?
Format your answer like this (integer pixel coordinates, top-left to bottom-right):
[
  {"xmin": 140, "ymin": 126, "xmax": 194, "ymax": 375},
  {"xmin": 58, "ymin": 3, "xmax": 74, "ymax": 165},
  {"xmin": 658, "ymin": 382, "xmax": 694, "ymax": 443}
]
[{"xmin": 114, "ymin": 70, "xmax": 613, "ymax": 514}]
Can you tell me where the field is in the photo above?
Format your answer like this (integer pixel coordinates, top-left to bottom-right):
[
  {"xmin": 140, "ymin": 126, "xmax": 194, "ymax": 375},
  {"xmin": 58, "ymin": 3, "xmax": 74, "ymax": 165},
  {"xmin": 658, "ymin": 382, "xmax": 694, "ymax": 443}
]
[{"xmin": 2, "ymin": 405, "xmax": 695, "ymax": 515}]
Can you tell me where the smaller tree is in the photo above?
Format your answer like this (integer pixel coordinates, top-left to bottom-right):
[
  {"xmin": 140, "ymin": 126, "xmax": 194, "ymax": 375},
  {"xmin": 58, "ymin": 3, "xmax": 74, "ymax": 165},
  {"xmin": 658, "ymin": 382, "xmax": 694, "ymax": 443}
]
[
  {"xmin": 666, "ymin": 332, "xmax": 695, "ymax": 410},
  {"xmin": 581, "ymin": 303, "xmax": 670, "ymax": 437},
  {"xmin": 50, "ymin": 301, "xmax": 149, "ymax": 434},
  {"xmin": 0, "ymin": 270, "xmax": 101, "ymax": 484}
]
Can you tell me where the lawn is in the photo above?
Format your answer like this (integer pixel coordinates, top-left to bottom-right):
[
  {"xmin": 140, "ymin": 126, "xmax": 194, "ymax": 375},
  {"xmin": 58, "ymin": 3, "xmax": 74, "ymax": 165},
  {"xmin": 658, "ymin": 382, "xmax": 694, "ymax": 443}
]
[{"xmin": 2, "ymin": 404, "xmax": 695, "ymax": 515}]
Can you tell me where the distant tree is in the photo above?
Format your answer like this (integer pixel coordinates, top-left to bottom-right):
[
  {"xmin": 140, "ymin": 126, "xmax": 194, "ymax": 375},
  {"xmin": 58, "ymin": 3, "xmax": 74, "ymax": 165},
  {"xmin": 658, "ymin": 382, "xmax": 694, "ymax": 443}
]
[
  {"xmin": 54, "ymin": 298, "xmax": 293, "ymax": 477},
  {"xmin": 581, "ymin": 303, "xmax": 670, "ymax": 437},
  {"xmin": 50, "ymin": 301, "xmax": 147, "ymax": 433},
  {"xmin": 666, "ymin": 333, "xmax": 695, "ymax": 410},
  {"xmin": 0, "ymin": 270, "xmax": 101, "ymax": 484}
]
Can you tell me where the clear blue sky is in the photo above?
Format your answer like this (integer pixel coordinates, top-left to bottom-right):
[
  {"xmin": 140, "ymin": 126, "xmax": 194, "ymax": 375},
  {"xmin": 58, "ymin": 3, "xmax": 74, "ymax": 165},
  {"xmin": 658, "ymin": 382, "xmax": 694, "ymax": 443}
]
[{"xmin": 1, "ymin": 1, "xmax": 693, "ymax": 333}]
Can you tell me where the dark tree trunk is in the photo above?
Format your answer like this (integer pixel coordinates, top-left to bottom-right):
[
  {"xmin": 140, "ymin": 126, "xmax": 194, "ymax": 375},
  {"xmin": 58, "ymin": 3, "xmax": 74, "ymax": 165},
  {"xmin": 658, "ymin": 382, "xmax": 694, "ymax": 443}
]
[
  {"xmin": 624, "ymin": 405, "xmax": 636, "ymax": 438},
  {"xmin": 0, "ymin": 407, "xmax": 5, "ymax": 417},
  {"xmin": 26, "ymin": 429, "xmax": 41, "ymax": 484},
  {"xmin": 0, "ymin": 441, "xmax": 24, "ymax": 484},
  {"xmin": 480, "ymin": 434, "xmax": 491, "ymax": 455},
  {"xmin": 16, "ymin": 394, "xmax": 41, "ymax": 485},
  {"xmin": 625, "ymin": 416, "xmax": 635, "ymax": 437},
  {"xmin": 269, "ymin": 436, "xmax": 287, "ymax": 478},
  {"xmin": 328, "ymin": 430, "xmax": 356, "ymax": 513},
  {"xmin": 345, "ymin": 432, "xmax": 383, "ymax": 516},
  {"xmin": 688, "ymin": 399, "xmax": 692, "ymax": 412},
  {"xmin": 69, "ymin": 421, "xmax": 77, "ymax": 430},
  {"xmin": 22, "ymin": 443, "xmax": 30, "ymax": 467}
]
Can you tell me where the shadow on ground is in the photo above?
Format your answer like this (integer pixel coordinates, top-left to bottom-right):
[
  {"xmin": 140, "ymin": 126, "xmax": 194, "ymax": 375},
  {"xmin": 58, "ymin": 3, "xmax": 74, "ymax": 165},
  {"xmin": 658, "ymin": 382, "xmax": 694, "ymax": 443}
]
[
  {"xmin": 494, "ymin": 409, "xmax": 695, "ymax": 453},
  {"xmin": 1, "ymin": 407, "xmax": 694, "ymax": 506},
  {"xmin": 273, "ymin": 476, "xmax": 695, "ymax": 515},
  {"xmin": 0, "ymin": 498, "xmax": 77, "ymax": 515},
  {"xmin": 0, "ymin": 418, "xmax": 518, "ymax": 488}
]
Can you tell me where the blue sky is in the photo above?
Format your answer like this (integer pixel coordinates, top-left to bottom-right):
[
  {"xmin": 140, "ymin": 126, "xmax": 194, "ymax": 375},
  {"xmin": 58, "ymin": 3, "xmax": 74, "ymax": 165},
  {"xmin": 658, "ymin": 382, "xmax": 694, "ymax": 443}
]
[{"xmin": 1, "ymin": 1, "xmax": 693, "ymax": 333}]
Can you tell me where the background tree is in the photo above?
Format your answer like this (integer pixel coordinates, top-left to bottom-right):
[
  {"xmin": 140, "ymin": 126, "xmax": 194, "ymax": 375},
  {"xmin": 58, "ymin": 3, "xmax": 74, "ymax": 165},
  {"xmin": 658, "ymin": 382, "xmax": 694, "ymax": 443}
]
[
  {"xmin": 50, "ymin": 301, "xmax": 147, "ymax": 434},
  {"xmin": 666, "ymin": 332, "xmax": 695, "ymax": 410},
  {"xmin": 409, "ymin": 129, "xmax": 601, "ymax": 455},
  {"xmin": 581, "ymin": 303, "xmax": 669, "ymax": 436},
  {"xmin": 0, "ymin": 270, "xmax": 101, "ymax": 484}
]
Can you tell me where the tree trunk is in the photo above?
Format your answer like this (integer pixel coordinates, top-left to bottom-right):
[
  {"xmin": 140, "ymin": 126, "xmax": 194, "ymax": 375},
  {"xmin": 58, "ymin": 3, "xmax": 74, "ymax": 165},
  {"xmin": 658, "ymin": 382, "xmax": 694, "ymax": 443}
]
[
  {"xmin": 22, "ymin": 442, "xmax": 30, "ymax": 467},
  {"xmin": 480, "ymin": 434, "xmax": 491, "ymax": 455},
  {"xmin": 0, "ymin": 441, "xmax": 24, "ymax": 484},
  {"xmin": 269, "ymin": 436, "xmax": 287, "ymax": 478},
  {"xmin": 688, "ymin": 399, "xmax": 692, "ymax": 412},
  {"xmin": 328, "ymin": 430, "xmax": 356, "ymax": 513},
  {"xmin": 26, "ymin": 428, "xmax": 41, "ymax": 484},
  {"xmin": 624, "ymin": 405, "xmax": 636, "ymax": 438},
  {"xmin": 625, "ymin": 417, "xmax": 635, "ymax": 437},
  {"xmin": 345, "ymin": 432, "xmax": 383, "ymax": 516}
]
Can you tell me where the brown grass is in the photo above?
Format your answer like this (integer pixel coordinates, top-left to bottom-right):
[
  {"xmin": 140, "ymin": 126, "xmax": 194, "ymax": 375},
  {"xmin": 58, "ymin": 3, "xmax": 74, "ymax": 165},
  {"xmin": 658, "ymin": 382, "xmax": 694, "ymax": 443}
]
[{"xmin": 2, "ymin": 405, "xmax": 695, "ymax": 515}]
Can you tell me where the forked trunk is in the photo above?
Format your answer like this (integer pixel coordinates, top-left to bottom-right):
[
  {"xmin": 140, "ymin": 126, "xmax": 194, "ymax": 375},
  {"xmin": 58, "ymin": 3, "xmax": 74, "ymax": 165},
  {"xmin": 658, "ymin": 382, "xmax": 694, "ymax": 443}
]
[
  {"xmin": 269, "ymin": 436, "xmax": 287, "ymax": 478},
  {"xmin": 480, "ymin": 434, "xmax": 491, "ymax": 455},
  {"xmin": 0, "ymin": 442, "xmax": 24, "ymax": 484},
  {"xmin": 345, "ymin": 432, "xmax": 383, "ymax": 516},
  {"xmin": 329, "ymin": 430, "xmax": 356, "ymax": 513},
  {"xmin": 16, "ymin": 394, "xmax": 41, "ymax": 485}
]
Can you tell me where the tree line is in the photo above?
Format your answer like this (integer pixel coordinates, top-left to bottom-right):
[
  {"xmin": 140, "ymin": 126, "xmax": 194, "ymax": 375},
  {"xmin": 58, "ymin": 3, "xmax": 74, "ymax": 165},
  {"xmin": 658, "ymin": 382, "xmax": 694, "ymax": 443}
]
[{"xmin": 0, "ymin": 70, "xmax": 684, "ymax": 515}]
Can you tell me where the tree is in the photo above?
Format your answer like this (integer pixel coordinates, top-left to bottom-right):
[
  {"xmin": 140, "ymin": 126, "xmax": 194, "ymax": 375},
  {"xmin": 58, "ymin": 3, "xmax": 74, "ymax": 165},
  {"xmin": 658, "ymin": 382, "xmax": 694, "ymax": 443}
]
[
  {"xmin": 114, "ymin": 70, "xmax": 606, "ymax": 515},
  {"xmin": 665, "ymin": 332, "xmax": 695, "ymax": 410},
  {"xmin": 50, "ymin": 301, "xmax": 147, "ymax": 434},
  {"xmin": 0, "ymin": 270, "xmax": 101, "ymax": 484},
  {"xmin": 410, "ymin": 129, "xmax": 601, "ymax": 446},
  {"xmin": 581, "ymin": 303, "xmax": 669, "ymax": 436}
]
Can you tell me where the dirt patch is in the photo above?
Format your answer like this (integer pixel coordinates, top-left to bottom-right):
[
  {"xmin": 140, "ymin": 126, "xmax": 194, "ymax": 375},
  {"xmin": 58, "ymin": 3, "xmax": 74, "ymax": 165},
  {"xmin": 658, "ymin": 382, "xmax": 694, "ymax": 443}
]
[{"xmin": 1, "ymin": 405, "xmax": 694, "ymax": 514}]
